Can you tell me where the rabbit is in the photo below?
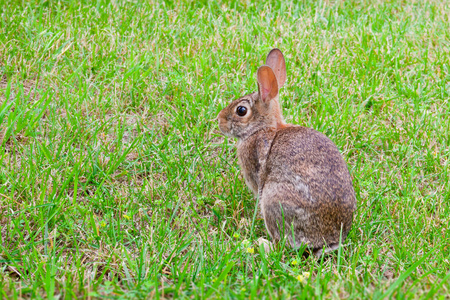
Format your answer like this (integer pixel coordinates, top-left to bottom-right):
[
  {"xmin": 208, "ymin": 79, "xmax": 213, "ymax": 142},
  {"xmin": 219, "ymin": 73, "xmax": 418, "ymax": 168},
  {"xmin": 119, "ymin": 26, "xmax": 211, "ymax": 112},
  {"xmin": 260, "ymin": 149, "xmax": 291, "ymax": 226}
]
[{"xmin": 217, "ymin": 49, "xmax": 357, "ymax": 257}]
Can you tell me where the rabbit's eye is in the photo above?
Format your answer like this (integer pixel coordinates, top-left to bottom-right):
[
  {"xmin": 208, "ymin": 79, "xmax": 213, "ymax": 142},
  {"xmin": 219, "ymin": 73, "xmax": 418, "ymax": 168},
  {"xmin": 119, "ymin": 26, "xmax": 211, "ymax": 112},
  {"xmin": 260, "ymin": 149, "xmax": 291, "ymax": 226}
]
[{"xmin": 236, "ymin": 106, "xmax": 247, "ymax": 116}]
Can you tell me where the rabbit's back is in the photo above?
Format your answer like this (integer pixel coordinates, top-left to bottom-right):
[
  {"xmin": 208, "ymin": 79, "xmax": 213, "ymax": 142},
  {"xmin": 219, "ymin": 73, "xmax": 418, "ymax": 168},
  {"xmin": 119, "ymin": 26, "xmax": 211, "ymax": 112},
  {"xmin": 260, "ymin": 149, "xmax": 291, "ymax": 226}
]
[{"xmin": 264, "ymin": 126, "xmax": 356, "ymax": 210}]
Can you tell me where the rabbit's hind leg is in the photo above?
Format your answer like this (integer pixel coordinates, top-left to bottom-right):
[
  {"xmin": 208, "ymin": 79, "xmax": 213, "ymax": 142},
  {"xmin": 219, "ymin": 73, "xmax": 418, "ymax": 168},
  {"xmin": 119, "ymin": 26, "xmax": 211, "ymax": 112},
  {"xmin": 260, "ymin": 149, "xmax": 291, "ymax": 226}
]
[
  {"xmin": 260, "ymin": 184, "xmax": 312, "ymax": 249},
  {"xmin": 313, "ymin": 243, "xmax": 340, "ymax": 258}
]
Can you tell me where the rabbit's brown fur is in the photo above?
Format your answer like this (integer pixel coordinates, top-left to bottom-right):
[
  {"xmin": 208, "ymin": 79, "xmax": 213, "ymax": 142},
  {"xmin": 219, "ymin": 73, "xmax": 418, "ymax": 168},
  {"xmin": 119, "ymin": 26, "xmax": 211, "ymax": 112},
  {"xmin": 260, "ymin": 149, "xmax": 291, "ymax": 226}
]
[{"xmin": 218, "ymin": 49, "xmax": 356, "ymax": 256}]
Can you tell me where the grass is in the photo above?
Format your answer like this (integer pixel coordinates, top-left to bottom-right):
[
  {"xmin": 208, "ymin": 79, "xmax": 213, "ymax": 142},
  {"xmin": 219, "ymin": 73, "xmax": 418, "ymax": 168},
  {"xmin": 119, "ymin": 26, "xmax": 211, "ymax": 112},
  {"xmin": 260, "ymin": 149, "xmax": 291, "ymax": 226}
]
[{"xmin": 0, "ymin": 0, "xmax": 449, "ymax": 298}]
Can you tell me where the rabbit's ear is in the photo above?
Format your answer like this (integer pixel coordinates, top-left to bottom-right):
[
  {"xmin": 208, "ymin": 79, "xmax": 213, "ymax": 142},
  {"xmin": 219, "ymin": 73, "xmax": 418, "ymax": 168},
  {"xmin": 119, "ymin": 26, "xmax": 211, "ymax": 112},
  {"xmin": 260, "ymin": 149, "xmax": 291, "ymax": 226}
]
[
  {"xmin": 257, "ymin": 65, "xmax": 278, "ymax": 102},
  {"xmin": 265, "ymin": 48, "xmax": 286, "ymax": 88}
]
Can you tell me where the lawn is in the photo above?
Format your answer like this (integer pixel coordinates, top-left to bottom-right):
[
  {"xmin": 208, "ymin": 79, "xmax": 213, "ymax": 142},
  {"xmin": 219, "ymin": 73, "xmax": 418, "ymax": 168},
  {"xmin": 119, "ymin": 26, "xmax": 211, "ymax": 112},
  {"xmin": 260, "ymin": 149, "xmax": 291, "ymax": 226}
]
[{"xmin": 1, "ymin": 0, "xmax": 449, "ymax": 298}]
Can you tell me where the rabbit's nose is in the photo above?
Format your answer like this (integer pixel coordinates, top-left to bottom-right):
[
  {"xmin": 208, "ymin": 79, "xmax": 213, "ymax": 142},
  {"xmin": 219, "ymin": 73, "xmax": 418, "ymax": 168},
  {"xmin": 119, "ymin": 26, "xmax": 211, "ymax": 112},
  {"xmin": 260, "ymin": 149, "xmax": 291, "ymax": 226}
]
[{"xmin": 216, "ymin": 110, "xmax": 225, "ymax": 121}]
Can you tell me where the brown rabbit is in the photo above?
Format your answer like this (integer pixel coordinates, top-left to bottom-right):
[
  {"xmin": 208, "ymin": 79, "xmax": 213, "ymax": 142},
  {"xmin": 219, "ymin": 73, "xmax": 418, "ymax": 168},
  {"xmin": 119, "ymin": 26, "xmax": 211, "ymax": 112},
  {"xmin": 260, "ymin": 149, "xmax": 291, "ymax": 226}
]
[{"xmin": 218, "ymin": 49, "xmax": 357, "ymax": 256}]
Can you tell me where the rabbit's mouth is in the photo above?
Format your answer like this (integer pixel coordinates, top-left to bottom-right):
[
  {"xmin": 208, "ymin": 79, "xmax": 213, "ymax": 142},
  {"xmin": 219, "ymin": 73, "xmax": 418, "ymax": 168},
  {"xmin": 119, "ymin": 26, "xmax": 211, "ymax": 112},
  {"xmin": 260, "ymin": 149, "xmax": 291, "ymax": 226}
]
[
  {"xmin": 217, "ymin": 110, "xmax": 235, "ymax": 137},
  {"xmin": 218, "ymin": 120, "xmax": 234, "ymax": 138}
]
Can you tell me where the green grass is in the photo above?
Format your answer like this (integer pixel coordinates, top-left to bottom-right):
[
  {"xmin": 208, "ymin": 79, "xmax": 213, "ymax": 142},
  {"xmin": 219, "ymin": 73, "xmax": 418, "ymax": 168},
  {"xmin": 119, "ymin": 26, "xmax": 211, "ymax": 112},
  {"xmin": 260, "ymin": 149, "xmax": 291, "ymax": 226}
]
[{"xmin": 1, "ymin": 0, "xmax": 449, "ymax": 298}]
